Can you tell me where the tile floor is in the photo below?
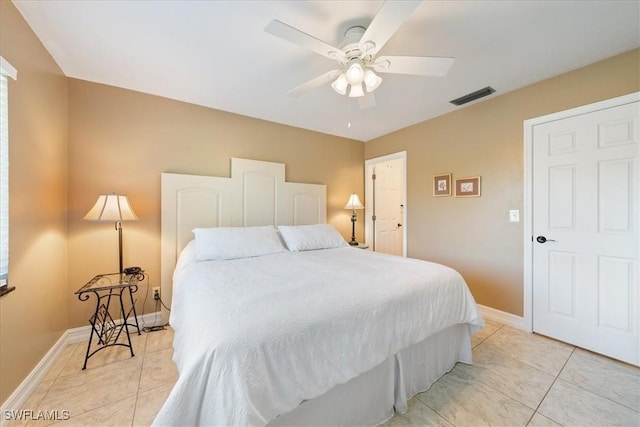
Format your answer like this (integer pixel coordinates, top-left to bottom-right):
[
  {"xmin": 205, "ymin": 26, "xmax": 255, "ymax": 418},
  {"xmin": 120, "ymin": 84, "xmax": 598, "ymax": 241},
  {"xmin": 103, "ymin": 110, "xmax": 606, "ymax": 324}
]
[{"xmin": 6, "ymin": 320, "xmax": 640, "ymax": 426}]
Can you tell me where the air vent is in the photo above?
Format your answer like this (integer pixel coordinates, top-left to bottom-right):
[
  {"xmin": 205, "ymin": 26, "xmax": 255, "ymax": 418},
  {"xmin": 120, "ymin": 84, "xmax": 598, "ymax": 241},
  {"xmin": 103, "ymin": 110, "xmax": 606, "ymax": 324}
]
[{"xmin": 450, "ymin": 86, "xmax": 496, "ymax": 106}]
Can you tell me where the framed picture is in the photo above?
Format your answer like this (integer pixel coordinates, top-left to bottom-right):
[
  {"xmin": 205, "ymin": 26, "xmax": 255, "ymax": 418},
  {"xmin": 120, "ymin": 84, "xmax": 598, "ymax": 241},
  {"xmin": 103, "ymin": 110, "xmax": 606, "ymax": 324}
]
[
  {"xmin": 433, "ymin": 173, "xmax": 452, "ymax": 197},
  {"xmin": 455, "ymin": 176, "xmax": 481, "ymax": 197}
]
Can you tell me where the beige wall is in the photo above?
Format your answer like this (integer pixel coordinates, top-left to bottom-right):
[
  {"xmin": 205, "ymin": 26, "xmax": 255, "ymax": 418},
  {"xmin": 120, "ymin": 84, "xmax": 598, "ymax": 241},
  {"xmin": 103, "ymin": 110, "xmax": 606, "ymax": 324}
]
[
  {"xmin": 365, "ymin": 48, "xmax": 640, "ymax": 316},
  {"xmin": 0, "ymin": 1, "xmax": 68, "ymax": 403},
  {"xmin": 66, "ymin": 79, "xmax": 364, "ymax": 328}
]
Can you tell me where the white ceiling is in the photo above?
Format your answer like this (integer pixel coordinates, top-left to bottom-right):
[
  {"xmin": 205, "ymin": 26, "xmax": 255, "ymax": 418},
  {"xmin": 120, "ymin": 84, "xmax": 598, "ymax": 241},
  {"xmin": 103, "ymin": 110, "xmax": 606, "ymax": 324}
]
[{"xmin": 13, "ymin": 1, "xmax": 640, "ymax": 142}]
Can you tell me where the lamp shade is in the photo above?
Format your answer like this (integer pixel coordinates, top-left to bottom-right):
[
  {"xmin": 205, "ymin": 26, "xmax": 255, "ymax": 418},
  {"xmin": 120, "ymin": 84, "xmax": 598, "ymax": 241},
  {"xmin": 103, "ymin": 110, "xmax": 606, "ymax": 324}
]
[
  {"xmin": 84, "ymin": 194, "xmax": 138, "ymax": 221},
  {"xmin": 345, "ymin": 62, "xmax": 364, "ymax": 85},
  {"xmin": 363, "ymin": 69, "xmax": 382, "ymax": 92},
  {"xmin": 344, "ymin": 193, "xmax": 364, "ymax": 210},
  {"xmin": 331, "ymin": 73, "xmax": 348, "ymax": 95},
  {"xmin": 348, "ymin": 83, "xmax": 364, "ymax": 98}
]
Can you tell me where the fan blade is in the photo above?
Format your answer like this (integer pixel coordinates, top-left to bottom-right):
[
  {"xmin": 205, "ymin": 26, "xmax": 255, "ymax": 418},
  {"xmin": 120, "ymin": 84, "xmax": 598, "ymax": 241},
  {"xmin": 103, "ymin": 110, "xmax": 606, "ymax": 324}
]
[
  {"xmin": 373, "ymin": 56, "xmax": 455, "ymax": 76},
  {"xmin": 359, "ymin": 0, "xmax": 421, "ymax": 55},
  {"xmin": 287, "ymin": 70, "xmax": 341, "ymax": 97},
  {"xmin": 358, "ymin": 92, "xmax": 377, "ymax": 110},
  {"xmin": 265, "ymin": 20, "xmax": 345, "ymax": 61}
]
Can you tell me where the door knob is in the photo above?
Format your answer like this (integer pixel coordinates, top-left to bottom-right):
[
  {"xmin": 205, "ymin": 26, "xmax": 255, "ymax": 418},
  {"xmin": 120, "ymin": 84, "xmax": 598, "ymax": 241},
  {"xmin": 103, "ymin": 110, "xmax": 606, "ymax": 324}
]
[
  {"xmin": 536, "ymin": 235, "xmax": 556, "ymax": 243},
  {"xmin": 397, "ymin": 223, "xmax": 402, "ymax": 227}
]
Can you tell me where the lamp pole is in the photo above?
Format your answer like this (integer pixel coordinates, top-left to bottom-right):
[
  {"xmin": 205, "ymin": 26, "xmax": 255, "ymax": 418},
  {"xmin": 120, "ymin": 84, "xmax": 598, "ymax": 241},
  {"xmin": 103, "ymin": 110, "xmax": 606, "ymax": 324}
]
[
  {"xmin": 116, "ymin": 221, "xmax": 123, "ymax": 274},
  {"xmin": 349, "ymin": 209, "xmax": 358, "ymax": 245}
]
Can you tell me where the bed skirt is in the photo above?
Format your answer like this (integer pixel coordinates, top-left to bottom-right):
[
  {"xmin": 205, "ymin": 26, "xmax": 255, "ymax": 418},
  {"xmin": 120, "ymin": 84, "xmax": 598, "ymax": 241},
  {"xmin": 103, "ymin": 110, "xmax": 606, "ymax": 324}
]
[{"xmin": 269, "ymin": 323, "xmax": 472, "ymax": 426}]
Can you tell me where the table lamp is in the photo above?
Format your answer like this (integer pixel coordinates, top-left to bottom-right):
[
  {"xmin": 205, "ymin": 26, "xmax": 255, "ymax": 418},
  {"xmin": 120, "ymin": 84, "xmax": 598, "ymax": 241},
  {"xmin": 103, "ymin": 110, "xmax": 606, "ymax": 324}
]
[
  {"xmin": 344, "ymin": 193, "xmax": 364, "ymax": 246},
  {"xmin": 84, "ymin": 194, "xmax": 138, "ymax": 274}
]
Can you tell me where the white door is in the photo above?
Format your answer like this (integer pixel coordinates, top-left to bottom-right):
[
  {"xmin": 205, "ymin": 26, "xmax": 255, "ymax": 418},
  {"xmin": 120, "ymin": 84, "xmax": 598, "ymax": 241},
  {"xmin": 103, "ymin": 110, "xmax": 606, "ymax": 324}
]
[
  {"xmin": 365, "ymin": 153, "xmax": 406, "ymax": 256},
  {"xmin": 532, "ymin": 100, "xmax": 639, "ymax": 365}
]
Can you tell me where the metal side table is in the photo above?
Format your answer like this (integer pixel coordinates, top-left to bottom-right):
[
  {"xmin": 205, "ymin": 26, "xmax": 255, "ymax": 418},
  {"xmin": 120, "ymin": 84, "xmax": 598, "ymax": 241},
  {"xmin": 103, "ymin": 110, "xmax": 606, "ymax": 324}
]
[{"xmin": 75, "ymin": 271, "xmax": 143, "ymax": 369}]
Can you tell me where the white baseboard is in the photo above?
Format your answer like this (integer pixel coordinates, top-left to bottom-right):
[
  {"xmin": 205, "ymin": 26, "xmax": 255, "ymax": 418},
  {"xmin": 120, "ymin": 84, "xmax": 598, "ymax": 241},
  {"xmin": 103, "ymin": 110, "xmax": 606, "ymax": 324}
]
[
  {"xmin": 477, "ymin": 304, "xmax": 528, "ymax": 331},
  {"xmin": 0, "ymin": 312, "xmax": 162, "ymax": 417},
  {"xmin": 0, "ymin": 331, "xmax": 69, "ymax": 425}
]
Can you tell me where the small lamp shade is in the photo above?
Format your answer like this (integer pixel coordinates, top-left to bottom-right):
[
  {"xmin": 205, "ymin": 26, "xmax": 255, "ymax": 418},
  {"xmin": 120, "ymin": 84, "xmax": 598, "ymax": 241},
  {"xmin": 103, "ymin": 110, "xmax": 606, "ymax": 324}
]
[
  {"xmin": 331, "ymin": 73, "xmax": 348, "ymax": 95},
  {"xmin": 345, "ymin": 193, "xmax": 364, "ymax": 246},
  {"xmin": 84, "ymin": 194, "xmax": 138, "ymax": 221},
  {"xmin": 346, "ymin": 62, "xmax": 364, "ymax": 85},
  {"xmin": 363, "ymin": 70, "xmax": 382, "ymax": 92},
  {"xmin": 344, "ymin": 193, "xmax": 364, "ymax": 210},
  {"xmin": 348, "ymin": 83, "xmax": 365, "ymax": 98},
  {"xmin": 84, "ymin": 194, "xmax": 138, "ymax": 275}
]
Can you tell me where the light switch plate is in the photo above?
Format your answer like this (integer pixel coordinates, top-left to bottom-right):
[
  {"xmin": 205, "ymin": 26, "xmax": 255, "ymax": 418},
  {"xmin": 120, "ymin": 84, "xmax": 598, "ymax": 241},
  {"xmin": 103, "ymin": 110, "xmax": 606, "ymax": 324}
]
[{"xmin": 509, "ymin": 209, "xmax": 520, "ymax": 223}]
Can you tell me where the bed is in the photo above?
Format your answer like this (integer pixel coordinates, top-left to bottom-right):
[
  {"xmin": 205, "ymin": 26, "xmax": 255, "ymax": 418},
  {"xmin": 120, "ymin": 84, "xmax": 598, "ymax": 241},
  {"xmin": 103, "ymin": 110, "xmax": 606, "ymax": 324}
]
[{"xmin": 154, "ymin": 159, "xmax": 483, "ymax": 426}]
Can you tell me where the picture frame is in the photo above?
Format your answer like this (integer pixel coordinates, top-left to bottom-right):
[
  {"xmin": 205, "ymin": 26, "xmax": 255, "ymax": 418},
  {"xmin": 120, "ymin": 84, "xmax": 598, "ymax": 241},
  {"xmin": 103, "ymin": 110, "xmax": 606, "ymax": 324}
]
[
  {"xmin": 455, "ymin": 176, "xmax": 481, "ymax": 197},
  {"xmin": 433, "ymin": 173, "xmax": 452, "ymax": 197}
]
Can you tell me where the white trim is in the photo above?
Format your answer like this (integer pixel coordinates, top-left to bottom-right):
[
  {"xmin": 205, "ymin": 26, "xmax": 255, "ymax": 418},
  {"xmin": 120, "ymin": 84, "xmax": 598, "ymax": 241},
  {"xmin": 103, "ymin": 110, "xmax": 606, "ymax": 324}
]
[
  {"xmin": 0, "ymin": 312, "xmax": 162, "ymax": 415},
  {"xmin": 0, "ymin": 56, "xmax": 17, "ymax": 80},
  {"xmin": 477, "ymin": 304, "xmax": 527, "ymax": 331},
  {"xmin": 0, "ymin": 333, "xmax": 68, "ymax": 424},
  {"xmin": 522, "ymin": 92, "xmax": 640, "ymax": 333},
  {"xmin": 364, "ymin": 151, "xmax": 408, "ymax": 256}
]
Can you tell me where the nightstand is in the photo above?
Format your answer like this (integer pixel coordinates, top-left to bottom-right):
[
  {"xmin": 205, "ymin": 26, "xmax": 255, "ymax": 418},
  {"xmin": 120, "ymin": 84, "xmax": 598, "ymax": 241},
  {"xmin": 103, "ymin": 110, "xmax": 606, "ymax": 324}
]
[{"xmin": 75, "ymin": 271, "xmax": 144, "ymax": 369}]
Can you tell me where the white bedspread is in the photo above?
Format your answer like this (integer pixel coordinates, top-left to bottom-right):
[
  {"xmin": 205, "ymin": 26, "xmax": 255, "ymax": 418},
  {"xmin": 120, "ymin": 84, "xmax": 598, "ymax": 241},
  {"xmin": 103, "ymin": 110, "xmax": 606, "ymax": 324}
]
[{"xmin": 153, "ymin": 246, "xmax": 483, "ymax": 426}]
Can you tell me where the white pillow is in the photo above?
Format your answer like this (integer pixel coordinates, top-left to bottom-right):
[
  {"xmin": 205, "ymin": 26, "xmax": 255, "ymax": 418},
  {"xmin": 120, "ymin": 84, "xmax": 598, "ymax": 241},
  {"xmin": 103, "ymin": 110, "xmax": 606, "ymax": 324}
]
[
  {"xmin": 193, "ymin": 226, "xmax": 285, "ymax": 261},
  {"xmin": 278, "ymin": 224, "xmax": 348, "ymax": 252}
]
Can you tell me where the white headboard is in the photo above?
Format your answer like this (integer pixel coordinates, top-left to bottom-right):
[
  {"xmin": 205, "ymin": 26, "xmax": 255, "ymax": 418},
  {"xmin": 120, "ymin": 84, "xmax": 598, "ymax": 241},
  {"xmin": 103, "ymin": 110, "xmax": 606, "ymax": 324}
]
[{"xmin": 160, "ymin": 158, "xmax": 326, "ymax": 321}]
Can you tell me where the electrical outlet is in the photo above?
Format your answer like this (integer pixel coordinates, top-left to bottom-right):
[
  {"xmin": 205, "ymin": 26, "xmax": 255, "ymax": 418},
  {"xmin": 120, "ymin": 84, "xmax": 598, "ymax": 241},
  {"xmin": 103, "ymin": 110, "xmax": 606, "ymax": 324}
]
[{"xmin": 152, "ymin": 287, "xmax": 160, "ymax": 300}]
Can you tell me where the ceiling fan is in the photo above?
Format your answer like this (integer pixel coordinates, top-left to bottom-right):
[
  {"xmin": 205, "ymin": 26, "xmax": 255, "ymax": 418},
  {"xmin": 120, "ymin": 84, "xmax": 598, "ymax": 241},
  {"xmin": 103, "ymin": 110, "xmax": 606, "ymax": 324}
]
[{"xmin": 264, "ymin": 0, "xmax": 455, "ymax": 102}]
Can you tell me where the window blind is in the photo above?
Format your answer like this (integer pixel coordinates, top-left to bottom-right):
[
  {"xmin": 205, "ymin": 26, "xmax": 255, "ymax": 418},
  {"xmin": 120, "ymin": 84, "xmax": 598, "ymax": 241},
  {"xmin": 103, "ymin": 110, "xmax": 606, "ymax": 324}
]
[
  {"xmin": 0, "ymin": 74, "xmax": 8, "ymax": 286},
  {"xmin": 0, "ymin": 56, "xmax": 16, "ymax": 288}
]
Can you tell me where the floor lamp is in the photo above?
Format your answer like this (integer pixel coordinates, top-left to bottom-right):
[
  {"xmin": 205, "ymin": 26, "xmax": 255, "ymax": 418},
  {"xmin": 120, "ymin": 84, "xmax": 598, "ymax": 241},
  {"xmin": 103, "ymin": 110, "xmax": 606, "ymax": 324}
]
[
  {"xmin": 84, "ymin": 194, "xmax": 138, "ymax": 274},
  {"xmin": 344, "ymin": 193, "xmax": 364, "ymax": 246}
]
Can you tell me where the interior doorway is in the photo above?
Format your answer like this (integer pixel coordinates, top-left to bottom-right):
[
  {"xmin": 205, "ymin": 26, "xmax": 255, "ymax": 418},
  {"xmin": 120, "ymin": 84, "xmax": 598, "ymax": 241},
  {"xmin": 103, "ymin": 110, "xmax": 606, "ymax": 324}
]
[
  {"xmin": 524, "ymin": 93, "xmax": 639, "ymax": 365},
  {"xmin": 365, "ymin": 151, "xmax": 407, "ymax": 257}
]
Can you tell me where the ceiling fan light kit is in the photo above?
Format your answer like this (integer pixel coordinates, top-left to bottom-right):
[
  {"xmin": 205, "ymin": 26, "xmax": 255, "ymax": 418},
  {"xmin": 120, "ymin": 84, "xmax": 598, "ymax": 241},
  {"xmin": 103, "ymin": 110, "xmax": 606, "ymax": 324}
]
[
  {"xmin": 331, "ymin": 74, "xmax": 349, "ymax": 95},
  {"xmin": 349, "ymin": 83, "xmax": 365, "ymax": 98},
  {"xmin": 265, "ymin": 0, "xmax": 455, "ymax": 102},
  {"xmin": 331, "ymin": 61, "xmax": 382, "ymax": 98},
  {"xmin": 346, "ymin": 62, "xmax": 364, "ymax": 84},
  {"xmin": 363, "ymin": 69, "xmax": 382, "ymax": 92}
]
